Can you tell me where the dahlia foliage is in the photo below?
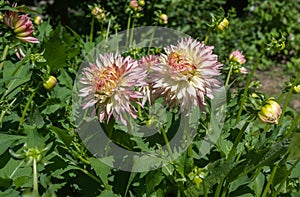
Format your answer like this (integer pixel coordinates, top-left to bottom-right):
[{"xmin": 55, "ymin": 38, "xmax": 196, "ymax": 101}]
[{"xmin": 79, "ymin": 38, "xmax": 223, "ymax": 125}]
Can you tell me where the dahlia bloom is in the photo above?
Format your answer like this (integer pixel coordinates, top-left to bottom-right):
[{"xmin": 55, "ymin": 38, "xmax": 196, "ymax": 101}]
[
  {"xmin": 79, "ymin": 53, "xmax": 147, "ymax": 125},
  {"xmin": 152, "ymin": 38, "xmax": 223, "ymax": 113},
  {"xmin": 258, "ymin": 98, "xmax": 282, "ymax": 124},
  {"xmin": 138, "ymin": 55, "xmax": 160, "ymax": 104},
  {"xmin": 229, "ymin": 50, "xmax": 246, "ymax": 65},
  {"xmin": 2, "ymin": 10, "xmax": 39, "ymax": 43}
]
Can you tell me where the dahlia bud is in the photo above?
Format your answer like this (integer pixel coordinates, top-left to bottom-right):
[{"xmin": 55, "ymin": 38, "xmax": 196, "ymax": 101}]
[
  {"xmin": 34, "ymin": 15, "xmax": 43, "ymax": 25},
  {"xmin": 91, "ymin": 5, "xmax": 106, "ymax": 23},
  {"xmin": 0, "ymin": 14, "xmax": 3, "ymax": 21},
  {"xmin": 43, "ymin": 76, "xmax": 57, "ymax": 90},
  {"xmin": 138, "ymin": 0, "xmax": 145, "ymax": 6},
  {"xmin": 293, "ymin": 84, "xmax": 300, "ymax": 94},
  {"xmin": 129, "ymin": 0, "xmax": 142, "ymax": 11},
  {"xmin": 159, "ymin": 13, "xmax": 168, "ymax": 24},
  {"xmin": 216, "ymin": 18, "xmax": 229, "ymax": 31},
  {"xmin": 229, "ymin": 50, "xmax": 246, "ymax": 64},
  {"xmin": 258, "ymin": 98, "xmax": 282, "ymax": 124}
]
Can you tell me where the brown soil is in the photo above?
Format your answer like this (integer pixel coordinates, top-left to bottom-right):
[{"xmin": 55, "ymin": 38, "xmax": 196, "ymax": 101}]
[{"xmin": 254, "ymin": 66, "xmax": 300, "ymax": 111}]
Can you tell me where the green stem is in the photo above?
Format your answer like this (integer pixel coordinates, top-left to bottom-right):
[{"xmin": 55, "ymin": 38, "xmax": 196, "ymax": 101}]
[
  {"xmin": 227, "ymin": 121, "xmax": 250, "ymax": 161},
  {"xmin": 0, "ymin": 45, "xmax": 9, "ymax": 71},
  {"xmin": 18, "ymin": 91, "xmax": 36, "ymax": 130},
  {"xmin": 204, "ymin": 30, "xmax": 211, "ymax": 45},
  {"xmin": 274, "ymin": 159, "xmax": 299, "ymax": 196},
  {"xmin": 105, "ymin": 19, "xmax": 111, "ymax": 41},
  {"xmin": 90, "ymin": 17, "xmax": 95, "ymax": 43},
  {"xmin": 33, "ymin": 158, "xmax": 39, "ymax": 196},
  {"xmin": 284, "ymin": 111, "xmax": 300, "ymax": 139},
  {"xmin": 215, "ymin": 118, "xmax": 253, "ymax": 197},
  {"xmin": 147, "ymin": 25, "xmax": 157, "ymax": 54},
  {"xmin": 278, "ymin": 72, "xmax": 300, "ymax": 125},
  {"xmin": 126, "ymin": 14, "xmax": 132, "ymax": 47},
  {"xmin": 161, "ymin": 127, "xmax": 174, "ymax": 161},
  {"xmin": 203, "ymin": 181, "xmax": 208, "ymax": 197},
  {"xmin": 129, "ymin": 19, "xmax": 135, "ymax": 47},
  {"xmin": 235, "ymin": 54, "xmax": 264, "ymax": 125},
  {"xmin": 261, "ymin": 165, "xmax": 278, "ymax": 197},
  {"xmin": 225, "ymin": 63, "xmax": 234, "ymax": 86}
]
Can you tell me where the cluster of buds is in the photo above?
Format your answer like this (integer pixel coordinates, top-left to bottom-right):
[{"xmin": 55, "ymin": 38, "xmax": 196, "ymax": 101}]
[
  {"xmin": 229, "ymin": 50, "xmax": 248, "ymax": 74},
  {"xmin": 129, "ymin": 0, "xmax": 145, "ymax": 11},
  {"xmin": 258, "ymin": 97, "xmax": 282, "ymax": 124},
  {"xmin": 2, "ymin": 7, "xmax": 39, "ymax": 43},
  {"xmin": 91, "ymin": 4, "xmax": 106, "ymax": 23},
  {"xmin": 188, "ymin": 166, "xmax": 208, "ymax": 188}
]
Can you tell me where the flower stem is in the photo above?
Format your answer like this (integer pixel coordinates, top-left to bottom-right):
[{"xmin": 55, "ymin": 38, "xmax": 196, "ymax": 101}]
[
  {"xmin": 225, "ymin": 63, "xmax": 234, "ymax": 86},
  {"xmin": 161, "ymin": 127, "xmax": 174, "ymax": 161},
  {"xmin": 274, "ymin": 159, "xmax": 299, "ymax": 196},
  {"xmin": 33, "ymin": 158, "xmax": 39, "ymax": 196},
  {"xmin": 18, "ymin": 91, "xmax": 36, "ymax": 130},
  {"xmin": 126, "ymin": 14, "xmax": 132, "ymax": 47},
  {"xmin": 147, "ymin": 25, "xmax": 157, "ymax": 54},
  {"xmin": 227, "ymin": 121, "xmax": 250, "ymax": 161},
  {"xmin": 90, "ymin": 17, "xmax": 95, "ymax": 43},
  {"xmin": 261, "ymin": 165, "xmax": 278, "ymax": 197},
  {"xmin": 0, "ymin": 45, "xmax": 9, "ymax": 71},
  {"xmin": 215, "ymin": 120, "xmax": 251, "ymax": 197},
  {"xmin": 278, "ymin": 72, "xmax": 300, "ymax": 125},
  {"xmin": 235, "ymin": 54, "xmax": 264, "ymax": 125}
]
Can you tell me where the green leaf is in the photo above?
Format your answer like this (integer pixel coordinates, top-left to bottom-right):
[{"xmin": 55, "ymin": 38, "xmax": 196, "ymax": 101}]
[
  {"xmin": 3, "ymin": 61, "xmax": 32, "ymax": 99},
  {"xmin": 98, "ymin": 190, "xmax": 119, "ymax": 197},
  {"xmin": 0, "ymin": 134, "xmax": 26, "ymax": 156},
  {"xmin": 89, "ymin": 157, "xmax": 112, "ymax": 186},
  {"xmin": 57, "ymin": 68, "xmax": 73, "ymax": 90},
  {"xmin": 0, "ymin": 189, "xmax": 19, "ymax": 197},
  {"xmin": 49, "ymin": 126, "xmax": 73, "ymax": 147},
  {"xmin": 249, "ymin": 172, "xmax": 265, "ymax": 197},
  {"xmin": 41, "ymin": 104, "xmax": 62, "ymax": 115},
  {"xmin": 43, "ymin": 26, "xmax": 67, "ymax": 72},
  {"xmin": 288, "ymin": 133, "xmax": 300, "ymax": 160}
]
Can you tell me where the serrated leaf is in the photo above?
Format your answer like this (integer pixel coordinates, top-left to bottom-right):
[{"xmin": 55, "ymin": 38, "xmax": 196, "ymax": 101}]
[
  {"xmin": 0, "ymin": 188, "xmax": 19, "ymax": 197},
  {"xmin": 43, "ymin": 26, "xmax": 67, "ymax": 72},
  {"xmin": 41, "ymin": 104, "xmax": 62, "ymax": 115},
  {"xmin": 49, "ymin": 126, "xmax": 73, "ymax": 146},
  {"xmin": 98, "ymin": 190, "xmax": 119, "ymax": 197},
  {"xmin": 288, "ymin": 133, "xmax": 300, "ymax": 160},
  {"xmin": 57, "ymin": 68, "xmax": 73, "ymax": 90},
  {"xmin": 89, "ymin": 158, "xmax": 111, "ymax": 186},
  {"xmin": 0, "ymin": 134, "xmax": 26, "ymax": 156},
  {"xmin": 3, "ymin": 61, "xmax": 32, "ymax": 99}
]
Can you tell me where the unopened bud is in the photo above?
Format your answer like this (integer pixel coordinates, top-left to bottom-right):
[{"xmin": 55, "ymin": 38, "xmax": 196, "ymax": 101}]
[
  {"xmin": 91, "ymin": 5, "xmax": 106, "ymax": 23},
  {"xmin": 216, "ymin": 18, "xmax": 229, "ymax": 31},
  {"xmin": 138, "ymin": 0, "xmax": 145, "ymax": 6},
  {"xmin": 34, "ymin": 15, "xmax": 43, "ymax": 25},
  {"xmin": 258, "ymin": 98, "xmax": 282, "ymax": 124},
  {"xmin": 159, "ymin": 13, "xmax": 168, "ymax": 24},
  {"xmin": 129, "ymin": 0, "xmax": 141, "ymax": 10},
  {"xmin": 293, "ymin": 84, "xmax": 300, "ymax": 94},
  {"xmin": 43, "ymin": 76, "xmax": 57, "ymax": 90}
]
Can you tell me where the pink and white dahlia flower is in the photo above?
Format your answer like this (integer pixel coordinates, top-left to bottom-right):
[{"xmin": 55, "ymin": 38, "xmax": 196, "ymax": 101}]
[
  {"xmin": 152, "ymin": 38, "xmax": 223, "ymax": 113},
  {"xmin": 79, "ymin": 53, "xmax": 147, "ymax": 125}
]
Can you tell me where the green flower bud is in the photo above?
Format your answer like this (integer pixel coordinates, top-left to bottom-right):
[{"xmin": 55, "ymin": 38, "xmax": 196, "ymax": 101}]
[
  {"xmin": 43, "ymin": 76, "xmax": 57, "ymax": 90},
  {"xmin": 159, "ymin": 14, "xmax": 168, "ymax": 24},
  {"xmin": 258, "ymin": 97, "xmax": 282, "ymax": 124},
  {"xmin": 216, "ymin": 18, "xmax": 229, "ymax": 31},
  {"xmin": 293, "ymin": 84, "xmax": 300, "ymax": 94}
]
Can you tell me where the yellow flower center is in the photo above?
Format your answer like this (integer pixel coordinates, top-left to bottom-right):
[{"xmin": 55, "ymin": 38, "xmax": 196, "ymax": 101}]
[
  {"xmin": 168, "ymin": 52, "xmax": 196, "ymax": 76},
  {"xmin": 95, "ymin": 64, "xmax": 119, "ymax": 102}
]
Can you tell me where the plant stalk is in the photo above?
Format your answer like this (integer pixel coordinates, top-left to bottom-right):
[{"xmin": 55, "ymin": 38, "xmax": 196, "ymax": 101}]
[
  {"xmin": 261, "ymin": 165, "xmax": 278, "ymax": 197},
  {"xmin": 0, "ymin": 45, "xmax": 9, "ymax": 71},
  {"xmin": 235, "ymin": 54, "xmax": 264, "ymax": 124}
]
